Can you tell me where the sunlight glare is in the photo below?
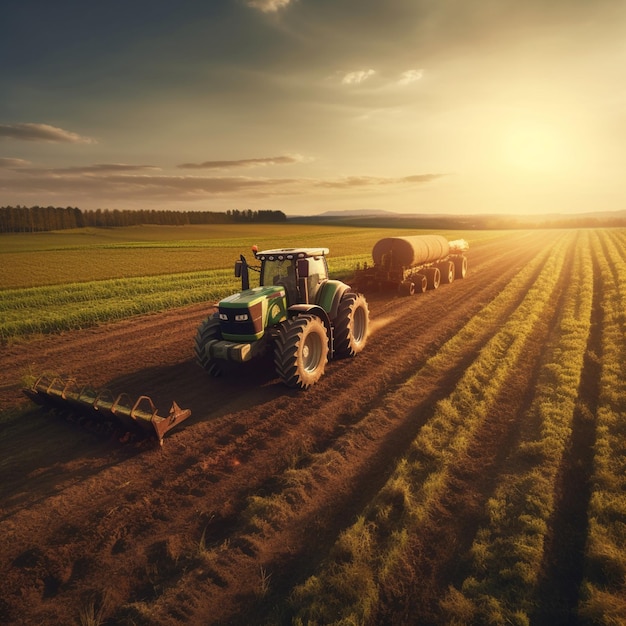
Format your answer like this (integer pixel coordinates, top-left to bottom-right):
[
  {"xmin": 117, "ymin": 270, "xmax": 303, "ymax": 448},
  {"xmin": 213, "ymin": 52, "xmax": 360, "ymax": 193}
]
[{"xmin": 501, "ymin": 119, "xmax": 567, "ymax": 173}]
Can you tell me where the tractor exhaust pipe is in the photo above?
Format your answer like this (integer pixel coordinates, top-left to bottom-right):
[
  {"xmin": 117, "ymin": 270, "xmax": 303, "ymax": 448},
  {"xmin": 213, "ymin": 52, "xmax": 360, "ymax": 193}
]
[{"xmin": 235, "ymin": 254, "xmax": 250, "ymax": 291}]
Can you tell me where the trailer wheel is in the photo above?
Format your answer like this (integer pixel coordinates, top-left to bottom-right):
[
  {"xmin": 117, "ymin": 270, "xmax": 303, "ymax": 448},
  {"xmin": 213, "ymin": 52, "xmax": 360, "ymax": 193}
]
[
  {"xmin": 438, "ymin": 261, "xmax": 455, "ymax": 284},
  {"xmin": 414, "ymin": 274, "xmax": 428, "ymax": 293},
  {"xmin": 334, "ymin": 293, "xmax": 369, "ymax": 357},
  {"xmin": 398, "ymin": 281, "xmax": 415, "ymax": 296},
  {"xmin": 274, "ymin": 314, "xmax": 329, "ymax": 389},
  {"xmin": 194, "ymin": 314, "xmax": 223, "ymax": 377},
  {"xmin": 454, "ymin": 255, "xmax": 468, "ymax": 279},
  {"xmin": 423, "ymin": 267, "xmax": 441, "ymax": 290}
]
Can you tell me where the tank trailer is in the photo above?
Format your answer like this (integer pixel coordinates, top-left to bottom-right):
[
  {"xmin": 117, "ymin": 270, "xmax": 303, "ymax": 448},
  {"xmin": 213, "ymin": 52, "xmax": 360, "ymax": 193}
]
[{"xmin": 353, "ymin": 234, "xmax": 469, "ymax": 296}]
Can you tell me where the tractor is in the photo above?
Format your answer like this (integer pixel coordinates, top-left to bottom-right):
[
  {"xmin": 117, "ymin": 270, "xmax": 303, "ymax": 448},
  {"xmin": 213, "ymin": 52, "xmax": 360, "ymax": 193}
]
[{"xmin": 194, "ymin": 246, "xmax": 369, "ymax": 389}]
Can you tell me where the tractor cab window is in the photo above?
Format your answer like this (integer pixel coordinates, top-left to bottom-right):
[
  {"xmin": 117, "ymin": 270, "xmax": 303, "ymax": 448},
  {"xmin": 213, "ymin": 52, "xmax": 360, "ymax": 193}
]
[
  {"xmin": 306, "ymin": 256, "xmax": 328, "ymax": 301},
  {"xmin": 262, "ymin": 259, "xmax": 298, "ymax": 302},
  {"xmin": 262, "ymin": 259, "xmax": 290, "ymax": 286}
]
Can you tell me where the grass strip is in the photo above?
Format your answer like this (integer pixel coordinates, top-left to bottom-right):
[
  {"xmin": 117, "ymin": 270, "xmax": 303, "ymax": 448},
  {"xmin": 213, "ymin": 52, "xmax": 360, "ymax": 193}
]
[
  {"xmin": 0, "ymin": 270, "xmax": 238, "ymax": 341},
  {"xmin": 440, "ymin": 230, "xmax": 593, "ymax": 625},
  {"xmin": 0, "ymin": 255, "xmax": 368, "ymax": 342},
  {"xmin": 578, "ymin": 230, "xmax": 626, "ymax": 624}
]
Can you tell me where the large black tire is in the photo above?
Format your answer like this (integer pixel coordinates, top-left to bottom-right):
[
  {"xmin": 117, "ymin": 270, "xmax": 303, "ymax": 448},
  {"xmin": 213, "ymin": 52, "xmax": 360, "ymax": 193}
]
[
  {"xmin": 274, "ymin": 315, "xmax": 329, "ymax": 389},
  {"xmin": 423, "ymin": 267, "xmax": 441, "ymax": 290},
  {"xmin": 334, "ymin": 292, "xmax": 369, "ymax": 358},
  {"xmin": 194, "ymin": 314, "xmax": 223, "ymax": 377},
  {"xmin": 437, "ymin": 260, "xmax": 455, "ymax": 284},
  {"xmin": 453, "ymin": 255, "xmax": 468, "ymax": 279},
  {"xmin": 412, "ymin": 274, "xmax": 428, "ymax": 293},
  {"xmin": 398, "ymin": 281, "xmax": 415, "ymax": 297}
]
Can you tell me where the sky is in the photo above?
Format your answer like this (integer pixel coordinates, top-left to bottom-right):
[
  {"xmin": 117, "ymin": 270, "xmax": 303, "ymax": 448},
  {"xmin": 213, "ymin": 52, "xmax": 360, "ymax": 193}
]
[{"xmin": 1, "ymin": 0, "xmax": 625, "ymax": 217}]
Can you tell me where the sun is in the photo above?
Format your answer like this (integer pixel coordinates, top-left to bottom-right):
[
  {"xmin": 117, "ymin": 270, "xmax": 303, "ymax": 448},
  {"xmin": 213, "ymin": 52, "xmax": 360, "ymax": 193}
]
[{"xmin": 501, "ymin": 118, "xmax": 566, "ymax": 173}]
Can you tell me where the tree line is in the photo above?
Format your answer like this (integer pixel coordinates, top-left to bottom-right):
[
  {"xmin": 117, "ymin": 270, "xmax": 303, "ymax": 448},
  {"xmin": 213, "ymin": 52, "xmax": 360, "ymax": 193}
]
[{"xmin": 0, "ymin": 205, "xmax": 287, "ymax": 233}]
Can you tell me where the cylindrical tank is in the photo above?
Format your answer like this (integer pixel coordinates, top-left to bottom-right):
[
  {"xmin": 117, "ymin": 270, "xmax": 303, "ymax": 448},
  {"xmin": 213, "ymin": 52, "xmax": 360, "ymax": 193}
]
[{"xmin": 372, "ymin": 235, "xmax": 450, "ymax": 268}]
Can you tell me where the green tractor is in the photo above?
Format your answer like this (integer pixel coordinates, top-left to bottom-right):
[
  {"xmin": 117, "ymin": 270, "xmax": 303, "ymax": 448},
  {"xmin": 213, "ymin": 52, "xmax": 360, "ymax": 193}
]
[{"xmin": 194, "ymin": 246, "xmax": 369, "ymax": 389}]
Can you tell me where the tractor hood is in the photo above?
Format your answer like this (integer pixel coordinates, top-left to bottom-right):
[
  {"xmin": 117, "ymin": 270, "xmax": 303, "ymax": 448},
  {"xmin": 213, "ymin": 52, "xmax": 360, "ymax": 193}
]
[{"xmin": 218, "ymin": 285, "xmax": 287, "ymax": 341}]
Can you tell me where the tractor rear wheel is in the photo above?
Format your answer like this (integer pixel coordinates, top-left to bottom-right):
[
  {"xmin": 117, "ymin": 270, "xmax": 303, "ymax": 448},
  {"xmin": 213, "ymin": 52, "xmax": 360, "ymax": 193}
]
[
  {"xmin": 194, "ymin": 314, "xmax": 223, "ymax": 377},
  {"xmin": 274, "ymin": 314, "xmax": 329, "ymax": 389},
  {"xmin": 334, "ymin": 292, "xmax": 369, "ymax": 357}
]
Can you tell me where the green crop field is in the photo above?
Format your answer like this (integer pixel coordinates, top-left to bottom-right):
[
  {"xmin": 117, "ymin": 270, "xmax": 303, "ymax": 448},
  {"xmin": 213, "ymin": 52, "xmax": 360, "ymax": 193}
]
[{"xmin": 0, "ymin": 223, "xmax": 486, "ymax": 342}]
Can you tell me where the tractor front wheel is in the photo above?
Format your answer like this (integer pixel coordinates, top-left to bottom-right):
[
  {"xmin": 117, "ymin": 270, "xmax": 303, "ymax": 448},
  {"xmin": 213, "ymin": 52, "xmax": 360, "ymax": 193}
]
[
  {"xmin": 194, "ymin": 314, "xmax": 223, "ymax": 377},
  {"xmin": 274, "ymin": 315, "xmax": 329, "ymax": 389}
]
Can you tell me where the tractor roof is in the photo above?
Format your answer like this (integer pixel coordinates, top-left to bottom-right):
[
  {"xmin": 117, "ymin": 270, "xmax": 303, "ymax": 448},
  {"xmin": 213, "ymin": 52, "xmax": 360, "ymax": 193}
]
[{"xmin": 254, "ymin": 247, "xmax": 329, "ymax": 261}]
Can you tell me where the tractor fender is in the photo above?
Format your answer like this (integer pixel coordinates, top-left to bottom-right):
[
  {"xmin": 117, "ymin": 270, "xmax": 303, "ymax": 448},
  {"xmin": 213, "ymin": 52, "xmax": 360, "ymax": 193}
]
[
  {"xmin": 287, "ymin": 304, "xmax": 334, "ymax": 354},
  {"xmin": 315, "ymin": 280, "xmax": 351, "ymax": 320},
  {"xmin": 288, "ymin": 304, "xmax": 332, "ymax": 331}
]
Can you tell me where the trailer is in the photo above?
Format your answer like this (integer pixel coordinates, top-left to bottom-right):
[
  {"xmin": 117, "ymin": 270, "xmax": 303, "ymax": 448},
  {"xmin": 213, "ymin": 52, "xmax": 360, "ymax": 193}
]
[{"xmin": 353, "ymin": 234, "xmax": 469, "ymax": 296}]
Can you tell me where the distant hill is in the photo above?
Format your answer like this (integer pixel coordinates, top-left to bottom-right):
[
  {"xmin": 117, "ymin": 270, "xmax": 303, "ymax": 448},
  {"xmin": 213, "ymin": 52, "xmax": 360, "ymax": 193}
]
[
  {"xmin": 315, "ymin": 209, "xmax": 399, "ymax": 218},
  {"xmin": 288, "ymin": 209, "xmax": 626, "ymax": 230}
]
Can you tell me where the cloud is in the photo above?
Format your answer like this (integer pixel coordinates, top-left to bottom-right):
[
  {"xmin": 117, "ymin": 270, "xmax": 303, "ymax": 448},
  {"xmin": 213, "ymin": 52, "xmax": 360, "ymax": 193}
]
[
  {"xmin": 315, "ymin": 173, "xmax": 446, "ymax": 189},
  {"xmin": 247, "ymin": 0, "xmax": 293, "ymax": 13},
  {"xmin": 397, "ymin": 69, "xmax": 424, "ymax": 85},
  {"xmin": 0, "ymin": 123, "xmax": 96, "ymax": 144},
  {"xmin": 342, "ymin": 69, "xmax": 376, "ymax": 85},
  {"xmin": 0, "ymin": 157, "xmax": 30, "ymax": 168},
  {"xmin": 400, "ymin": 174, "xmax": 447, "ymax": 184},
  {"xmin": 339, "ymin": 68, "xmax": 424, "ymax": 89},
  {"xmin": 0, "ymin": 162, "xmax": 446, "ymax": 204},
  {"xmin": 177, "ymin": 155, "xmax": 304, "ymax": 170},
  {"xmin": 50, "ymin": 163, "xmax": 160, "ymax": 174},
  {"xmin": 0, "ymin": 170, "xmax": 299, "ymax": 200}
]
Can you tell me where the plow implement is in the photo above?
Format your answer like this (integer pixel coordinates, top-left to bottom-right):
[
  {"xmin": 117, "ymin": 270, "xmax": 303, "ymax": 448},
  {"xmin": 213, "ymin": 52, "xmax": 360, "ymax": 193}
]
[{"xmin": 23, "ymin": 376, "xmax": 191, "ymax": 445}]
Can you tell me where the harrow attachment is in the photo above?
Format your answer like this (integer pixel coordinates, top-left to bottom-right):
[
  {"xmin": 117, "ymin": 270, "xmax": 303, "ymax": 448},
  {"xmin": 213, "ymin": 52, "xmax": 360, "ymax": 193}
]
[{"xmin": 23, "ymin": 376, "xmax": 191, "ymax": 445}]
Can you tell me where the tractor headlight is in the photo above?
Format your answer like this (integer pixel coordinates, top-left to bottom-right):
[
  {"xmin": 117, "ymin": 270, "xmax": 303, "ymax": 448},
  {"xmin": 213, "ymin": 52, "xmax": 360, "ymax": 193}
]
[
  {"xmin": 235, "ymin": 313, "xmax": 249, "ymax": 322},
  {"xmin": 219, "ymin": 313, "xmax": 228, "ymax": 320}
]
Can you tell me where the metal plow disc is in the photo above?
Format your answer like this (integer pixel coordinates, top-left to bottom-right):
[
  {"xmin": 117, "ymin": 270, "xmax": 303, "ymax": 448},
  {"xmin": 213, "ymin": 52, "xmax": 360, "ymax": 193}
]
[{"xmin": 23, "ymin": 376, "xmax": 191, "ymax": 445}]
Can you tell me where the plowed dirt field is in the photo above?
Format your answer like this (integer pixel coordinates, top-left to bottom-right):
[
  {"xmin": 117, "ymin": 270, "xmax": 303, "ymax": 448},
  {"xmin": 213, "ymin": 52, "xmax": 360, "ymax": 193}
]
[{"xmin": 0, "ymin": 231, "xmax": 581, "ymax": 624}]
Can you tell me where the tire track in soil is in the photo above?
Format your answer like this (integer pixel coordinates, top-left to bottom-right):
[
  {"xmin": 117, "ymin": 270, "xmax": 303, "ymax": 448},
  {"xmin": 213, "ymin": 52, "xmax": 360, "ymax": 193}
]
[
  {"xmin": 0, "ymin": 302, "xmax": 212, "ymax": 410},
  {"xmin": 0, "ymin": 231, "xmax": 565, "ymax": 625},
  {"xmin": 372, "ymin": 233, "xmax": 576, "ymax": 625},
  {"xmin": 531, "ymin": 236, "xmax": 602, "ymax": 626}
]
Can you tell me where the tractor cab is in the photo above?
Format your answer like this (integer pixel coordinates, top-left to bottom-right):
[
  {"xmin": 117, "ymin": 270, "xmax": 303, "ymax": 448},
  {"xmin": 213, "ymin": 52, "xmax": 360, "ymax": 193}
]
[{"xmin": 238, "ymin": 247, "xmax": 330, "ymax": 306}]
